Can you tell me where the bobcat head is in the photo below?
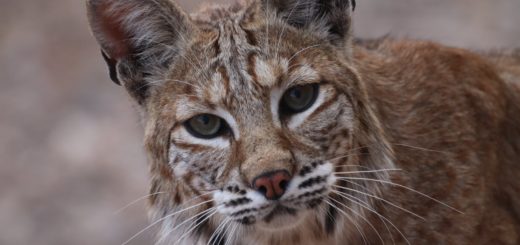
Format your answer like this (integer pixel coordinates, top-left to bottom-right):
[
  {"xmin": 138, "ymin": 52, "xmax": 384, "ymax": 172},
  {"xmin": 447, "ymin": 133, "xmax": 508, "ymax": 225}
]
[{"xmin": 87, "ymin": 0, "xmax": 394, "ymax": 243}]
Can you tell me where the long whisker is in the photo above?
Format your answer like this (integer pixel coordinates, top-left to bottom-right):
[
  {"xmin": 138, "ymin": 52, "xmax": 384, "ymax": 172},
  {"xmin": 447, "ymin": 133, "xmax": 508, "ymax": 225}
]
[
  {"xmin": 332, "ymin": 190, "xmax": 396, "ymax": 245},
  {"xmin": 215, "ymin": 218, "xmax": 232, "ymax": 245},
  {"xmin": 332, "ymin": 165, "xmax": 375, "ymax": 172},
  {"xmin": 339, "ymin": 179, "xmax": 373, "ymax": 193},
  {"xmin": 329, "ymin": 196, "xmax": 385, "ymax": 245},
  {"xmin": 333, "ymin": 184, "xmax": 425, "ymax": 221},
  {"xmin": 158, "ymin": 207, "xmax": 217, "ymax": 244},
  {"xmin": 207, "ymin": 217, "xmax": 230, "ymax": 245},
  {"xmin": 325, "ymin": 199, "xmax": 368, "ymax": 245},
  {"xmin": 174, "ymin": 209, "xmax": 219, "ymax": 245},
  {"xmin": 392, "ymin": 143, "xmax": 448, "ymax": 154},
  {"xmin": 275, "ymin": 0, "xmax": 304, "ymax": 58},
  {"xmin": 334, "ymin": 169, "xmax": 402, "ymax": 175},
  {"xmin": 122, "ymin": 199, "xmax": 215, "ymax": 245},
  {"xmin": 336, "ymin": 177, "xmax": 464, "ymax": 214},
  {"xmin": 169, "ymin": 79, "xmax": 204, "ymax": 91},
  {"xmin": 113, "ymin": 192, "xmax": 166, "ymax": 215},
  {"xmin": 231, "ymin": 223, "xmax": 242, "ymax": 245},
  {"xmin": 325, "ymin": 145, "xmax": 376, "ymax": 162},
  {"xmin": 332, "ymin": 190, "xmax": 410, "ymax": 245},
  {"xmin": 224, "ymin": 222, "xmax": 238, "ymax": 245},
  {"xmin": 287, "ymin": 44, "xmax": 322, "ymax": 64},
  {"xmin": 327, "ymin": 142, "xmax": 443, "ymax": 164}
]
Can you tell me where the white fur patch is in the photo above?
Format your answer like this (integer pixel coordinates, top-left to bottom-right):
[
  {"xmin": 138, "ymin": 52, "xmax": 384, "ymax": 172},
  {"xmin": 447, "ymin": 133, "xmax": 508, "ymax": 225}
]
[
  {"xmin": 175, "ymin": 126, "xmax": 230, "ymax": 149},
  {"xmin": 173, "ymin": 105, "xmax": 239, "ymax": 146},
  {"xmin": 255, "ymin": 57, "xmax": 277, "ymax": 87},
  {"xmin": 270, "ymin": 87, "xmax": 285, "ymax": 127},
  {"xmin": 215, "ymin": 107, "xmax": 240, "ymax": 140},
  {"xmin": 287, "ymin": 88, "xmax": 326, "ymax": 129}
]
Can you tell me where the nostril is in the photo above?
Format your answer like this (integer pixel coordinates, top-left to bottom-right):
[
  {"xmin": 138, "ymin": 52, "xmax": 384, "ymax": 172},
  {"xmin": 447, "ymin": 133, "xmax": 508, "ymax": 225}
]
[
  {"xmin": 258, "ymin": 186, "xmax": 267, "ymax": 196},
  {"xmin": 279, "ymin": 180, "xmax": 288, "ymax": 191},
  {"xmin": 252, "ymin": 170, "xmax": 292, "ymax": 200}
]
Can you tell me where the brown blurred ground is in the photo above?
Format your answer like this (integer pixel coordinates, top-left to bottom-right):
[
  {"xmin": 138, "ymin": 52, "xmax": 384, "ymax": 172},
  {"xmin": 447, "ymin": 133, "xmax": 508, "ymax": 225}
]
[{"xmin": 0, "ymin": 0, "xmax": 518, "ymax": 244}]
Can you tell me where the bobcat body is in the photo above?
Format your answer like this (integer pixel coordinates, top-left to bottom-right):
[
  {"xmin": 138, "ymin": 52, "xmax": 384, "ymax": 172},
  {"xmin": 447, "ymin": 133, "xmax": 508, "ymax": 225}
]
[{"xmin": 86, "ymin": 0, "xmax": 520, "ymax": 244}]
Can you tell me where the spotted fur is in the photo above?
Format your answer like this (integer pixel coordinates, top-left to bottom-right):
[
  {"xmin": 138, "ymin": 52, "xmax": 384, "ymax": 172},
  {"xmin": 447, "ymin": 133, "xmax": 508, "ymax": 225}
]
[{"xmin": 87, "ymin": 0, "xmax": 520, "ymax": 244}]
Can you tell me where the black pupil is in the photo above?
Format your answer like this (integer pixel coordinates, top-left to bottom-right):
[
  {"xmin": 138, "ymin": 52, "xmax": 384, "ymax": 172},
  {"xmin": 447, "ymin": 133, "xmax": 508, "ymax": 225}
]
[
  {"xmin": 289, "ymin": 88, "xmax": 303, "ymax": 100},
  {"xmin": 282, "ymin": 84, "xmax": 318, "ymax": 113},
  {"xmin": 198, "ymin": 115, "xmax": 211, "ymax": 125},
  {"xmin": 186, "ymin": 114, "xmax": 223, "ymax": 138}
]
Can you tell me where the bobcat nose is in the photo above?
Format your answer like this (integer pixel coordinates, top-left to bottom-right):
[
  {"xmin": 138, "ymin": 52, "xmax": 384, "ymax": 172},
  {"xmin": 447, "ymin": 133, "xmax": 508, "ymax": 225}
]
[{"xmin": 252, "ymin": 170, "xmax": 291, "ymax": 200}]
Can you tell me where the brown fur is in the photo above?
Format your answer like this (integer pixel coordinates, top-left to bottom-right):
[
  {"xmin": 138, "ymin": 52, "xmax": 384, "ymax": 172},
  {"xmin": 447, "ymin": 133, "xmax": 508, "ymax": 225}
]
[{"xmin": 354, "ymin": 38, "xmax": 520, "ymax": 243}]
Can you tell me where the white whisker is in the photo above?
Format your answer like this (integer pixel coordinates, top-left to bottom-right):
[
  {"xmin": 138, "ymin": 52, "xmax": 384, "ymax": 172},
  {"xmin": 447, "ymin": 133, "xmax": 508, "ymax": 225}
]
[
  {"xmin": 174, "ymin": 209, "xmax": 219, "ymax": 245},
  {"xmin": 224, "ymin": 222, "xmax": 238, "ymax": 245},
  {"xmin": 207, "ymin": 217, "xmax": 230, "ymax": 245},
  {"xmin": 334, "ymin": 169, "xmax": 402, "ymax": 175},
  {"xmin": 333, "ymin": 184, "xmax": 425, "ymax": 221},
  {"xmin": 114, "ymin": 192, "xmax": 166, "ymax": 215},
  {"xmin": 325, "ymin": 199, "xmax": 368, "ymax": 245},
  {"xmin": 122, "ymin": 199, "xmax": 214, "ymax": 245},
  {"xmin": 336, "ymin": 177, "xmax": 464, "ymax": 214},
  {"xmin": 275, "ymin": 0, "xmax": 304, "ymax": 59},
  {"xmin": 287, "ymin": 44, "xmax": 322, "ymax": 64},
  {"xmin": 332, "ymin": 190, "xmax": 410, "ymax": 245},
  {"xmin": 393, "ymin": 143, "xmax": 448, "ymax": 154},
  {"xmin": 329, "ymin": 195, "xmax": 385, "ymax": 245},
  {"xmin": 216, "ymin": 219, "xmax": 232, "ymax": 245},
  {"xmin": 333, "ymin": 190, "xmax": 396, "ymax": 245}
]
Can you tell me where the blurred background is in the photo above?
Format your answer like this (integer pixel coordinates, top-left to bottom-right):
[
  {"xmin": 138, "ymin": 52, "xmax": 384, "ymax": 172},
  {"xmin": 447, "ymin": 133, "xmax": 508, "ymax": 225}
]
[{"xmin": 1, "ymin": 0, "xmax": 518, "ymax": 244}]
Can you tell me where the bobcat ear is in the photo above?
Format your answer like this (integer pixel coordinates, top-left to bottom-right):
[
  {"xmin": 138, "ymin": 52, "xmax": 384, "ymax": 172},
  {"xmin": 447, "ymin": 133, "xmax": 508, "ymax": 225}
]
[
  {"xmin": 87, "ymin": 0, "xmax": 195, "ymax": 102},
  {"xmin": 263, "ymin": 0, "xmax": 355, "ymax": 44},
  {"xmin": 101, "ymin": 50, "xmax": 120, "ymax": 85}
]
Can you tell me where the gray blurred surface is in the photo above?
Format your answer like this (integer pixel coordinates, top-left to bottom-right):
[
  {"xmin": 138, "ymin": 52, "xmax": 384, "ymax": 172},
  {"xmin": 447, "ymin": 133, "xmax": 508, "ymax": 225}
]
[{"xmin": 0, "ymin": 0, "xmax": 518, "ymax": 244}]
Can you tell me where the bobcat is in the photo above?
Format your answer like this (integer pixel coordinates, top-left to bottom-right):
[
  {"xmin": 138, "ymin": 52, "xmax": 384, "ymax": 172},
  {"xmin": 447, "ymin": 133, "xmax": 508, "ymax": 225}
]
[{"xmin": 86, "ymin": 0, "xmax": 520, "ymax": 244}]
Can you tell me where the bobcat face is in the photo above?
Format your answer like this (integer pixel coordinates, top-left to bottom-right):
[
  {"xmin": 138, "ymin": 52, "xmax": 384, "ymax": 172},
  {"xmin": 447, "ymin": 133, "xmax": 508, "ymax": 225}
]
[
  {"xmin": 88, "ymin": 0, "xmax": 394, "ymax": 243},
  {"xmin": 168, "ymin": 55, "xmax": 354, "ymax": 229},
  {"xmin": 166, "ymin": 24, "xmax": 358, "ymax": 225},
  {"xmin": 164, "ymin": 42, "xmax": 360, "ymax": 239}
]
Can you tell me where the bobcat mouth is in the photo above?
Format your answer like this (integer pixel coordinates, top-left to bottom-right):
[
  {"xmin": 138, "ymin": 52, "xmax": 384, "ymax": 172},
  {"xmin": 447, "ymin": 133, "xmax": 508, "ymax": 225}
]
[{"xmin": 263, "ymin": 205, "xmax": 297, "ymax": 223}]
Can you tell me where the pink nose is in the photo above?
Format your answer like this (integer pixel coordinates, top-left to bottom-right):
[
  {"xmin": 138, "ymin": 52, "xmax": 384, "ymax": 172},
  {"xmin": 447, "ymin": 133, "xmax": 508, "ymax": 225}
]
[{"xmin": 252, "ymin": 170, "xmax": 291, "ymax": 200}]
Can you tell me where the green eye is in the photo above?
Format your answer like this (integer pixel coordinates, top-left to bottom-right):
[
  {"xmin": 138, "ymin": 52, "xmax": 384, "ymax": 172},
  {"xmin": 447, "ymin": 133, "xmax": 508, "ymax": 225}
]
[
  {"xmin": 281, "ymin": 84, "xmax": 320, "ymax": 114},
  {"xmin": 184, "ymin": 114, "xmax": 227, "ymax": 139}
]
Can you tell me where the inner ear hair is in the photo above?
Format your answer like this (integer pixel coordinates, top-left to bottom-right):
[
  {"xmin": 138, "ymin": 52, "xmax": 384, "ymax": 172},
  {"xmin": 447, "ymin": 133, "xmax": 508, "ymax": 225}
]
[{"xmin": 86, "ymin": 0, "xmax": 195, "ymax": 102}]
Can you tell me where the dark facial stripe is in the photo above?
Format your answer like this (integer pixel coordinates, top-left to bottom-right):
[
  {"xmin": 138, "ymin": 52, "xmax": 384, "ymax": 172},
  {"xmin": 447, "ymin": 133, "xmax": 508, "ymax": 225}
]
[
  {"xmin": 243, "ymin": 28, "xmax": 258, "ymax": 46},
  {"xmin": 213, "ymin": 33, "xmax": 221, "ymax": 55},
  {"xmin": 298, "ymin": 176, "xmax": 328, "ymax": 189},
  {"xmin": 325, "ymin": 203, "xmax": 338, "ymax": 235},
  {"xmin": 306, "ymin": 89, "xmax": 340, "ymax": 122}
]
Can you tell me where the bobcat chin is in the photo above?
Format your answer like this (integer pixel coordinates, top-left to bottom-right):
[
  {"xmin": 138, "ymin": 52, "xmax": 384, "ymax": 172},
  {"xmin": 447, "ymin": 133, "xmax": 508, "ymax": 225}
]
[{"xmin": 86, "ymin": 0, "xmax": 520, "ymax": 244}]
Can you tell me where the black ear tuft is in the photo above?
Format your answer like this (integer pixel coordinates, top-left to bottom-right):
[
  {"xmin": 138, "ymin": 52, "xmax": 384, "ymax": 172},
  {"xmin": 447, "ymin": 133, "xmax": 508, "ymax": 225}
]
[{"xmin": 101, "ymin": 50, "xmax": 120, "ymax": 85}]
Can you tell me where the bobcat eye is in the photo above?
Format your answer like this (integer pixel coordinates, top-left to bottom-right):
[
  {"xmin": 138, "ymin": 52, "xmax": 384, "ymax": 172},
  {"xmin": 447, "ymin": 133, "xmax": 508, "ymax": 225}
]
[
  {"xmin": 280, "ymin": 83, "xmax": 320, "ymax": 114},
  {"xmin": 184, "ymin": 114, "xmax": 228, "ymax": 139}
]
